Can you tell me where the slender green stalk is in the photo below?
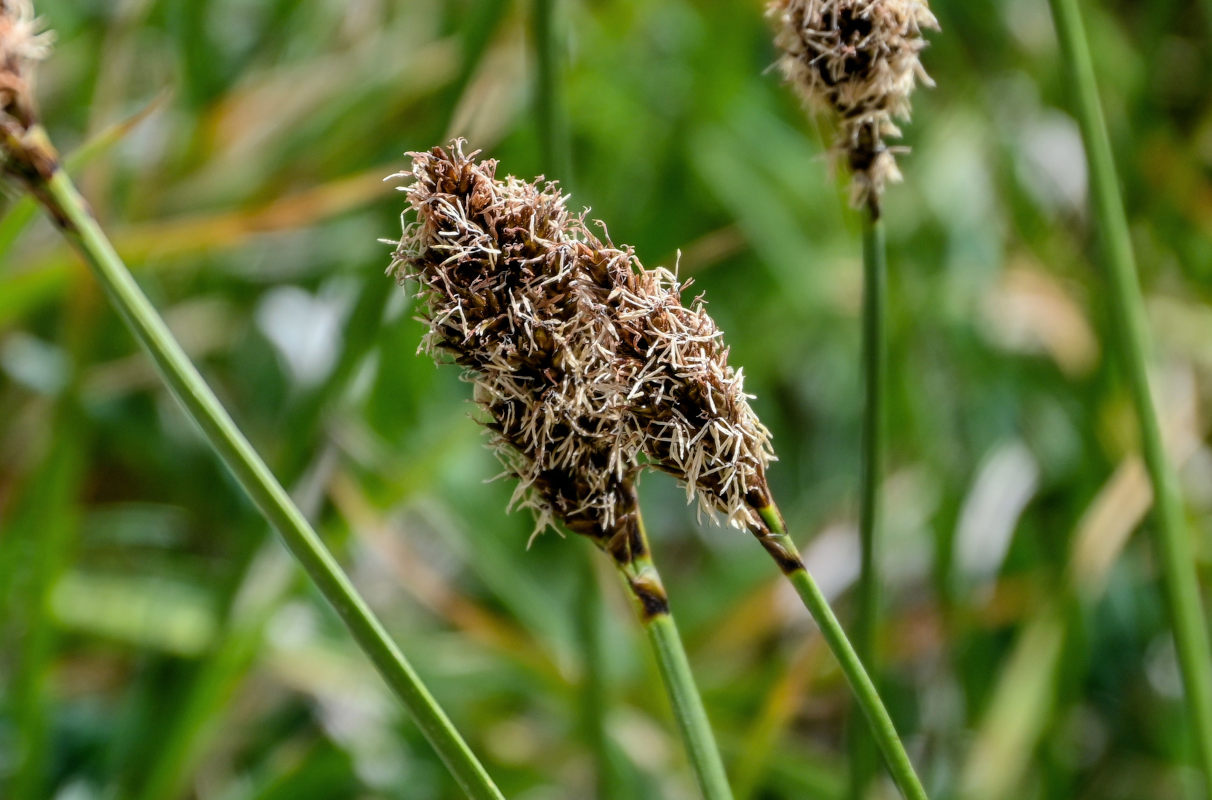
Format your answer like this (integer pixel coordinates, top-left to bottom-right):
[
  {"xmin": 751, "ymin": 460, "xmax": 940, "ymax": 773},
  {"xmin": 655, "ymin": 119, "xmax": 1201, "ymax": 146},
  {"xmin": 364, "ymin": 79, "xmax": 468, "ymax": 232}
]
[
  {"xmin": 1046, "ymin": 0, "xmax": 1212, "ymax": 792},
  {"xmin": 134, "ymin": 278, "xmax": 391, "ymax": 800},
  {"xmin": 616, "ymin": 514, "xmax": 733, "ymax": 800},
  {"xmin": 7, "ymin": 412, "xmax": 83, "ymax": 800},
  {"xmin": 531, "ymin": 3, "xmax": 622, "ymax": 792},
  {"xmin": 576, "ymin": 546, "xmax": 629, "ymax": 799},
  {"xmin": 532, "ymin": 0, "xmax": 572, "ymax": 182},
  {"xmin": 756, "ymin": 506, "xmax": 926, "ymax": 800},
  {"xmin": 645, "ymin": 614, "xmax": 731, "ymax": 799},
  {"xmin": 849, "ymin": 201, "xmax": 887, "ymax": 800},
  {"xmin": 32, "ymin": 165, "xmax": 504, "ymax": 800}
]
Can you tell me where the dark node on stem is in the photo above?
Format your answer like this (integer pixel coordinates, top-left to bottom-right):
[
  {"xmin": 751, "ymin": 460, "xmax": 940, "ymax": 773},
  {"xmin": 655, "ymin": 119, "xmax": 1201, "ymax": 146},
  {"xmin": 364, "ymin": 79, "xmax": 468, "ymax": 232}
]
[
  {"xmin": 628, "ymin": 577, "xmax": 670, "ymax": 620},
  {"xmin": 756, "ymin": 534, "xmax": 805, "ymax": 574},
  {"xmin": 747, "ymin": 499, "xmax": 803, "ymax": 572},
  {"xmin": 745, "ymin": 486, "xmax": 771, "ymax": 510},
  {"xmin": 866, "ymin": 192, "xmax": 882, "ymax": 222},
  {"xmin": 604, "ymin": 516, "xmax": 647, "ymax": 567}
]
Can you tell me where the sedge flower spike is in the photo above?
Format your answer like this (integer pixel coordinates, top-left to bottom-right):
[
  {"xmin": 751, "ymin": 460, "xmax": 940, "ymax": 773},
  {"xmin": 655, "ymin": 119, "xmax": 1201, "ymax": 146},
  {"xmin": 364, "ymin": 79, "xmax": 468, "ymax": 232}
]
[
  {"xmin": 0, "ymin": 0, "xmax": 54, "ymax": 184},
  {"xmin": 389, "ymin": 141, "xmax": 643, "ymax": 555},
  {"xmin": 767, "ymin": 0, "xmax": 938, "ymax": 207},
  {"xmin": 390, "ymin": 142, "xmax": 777, "ymax": 551},
  {"xmin": 610, "ymin": 267, "xmax": 776, "ymax": 530}
]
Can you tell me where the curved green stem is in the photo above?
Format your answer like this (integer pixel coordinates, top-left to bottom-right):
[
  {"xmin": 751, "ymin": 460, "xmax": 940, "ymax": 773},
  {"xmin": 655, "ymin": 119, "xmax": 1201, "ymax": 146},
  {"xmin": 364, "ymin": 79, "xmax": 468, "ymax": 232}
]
[
  {"xmin": 850, "ymin": 199, "xmax": 887, "ymax": 800},
  {"xmin": 531, "ymin": 1, "xmax": 619, "ymax": 790},
  {"xmin": 576, "ymin": 544, "xmax": 627, "ymax": 799},
  {"xmin": 36, "ymin": 167, "xmax": 504, "ymax": 800},
  {"xmin": 532, "ymin": 0, "xmax": 572, "ymax": 184},
  {"xmin": 614, "ymin": 514, "xmax": 733, "ymax": 800},
  {"xmin": 756, "ymin": 506, "xmax": 927, "ymax": 800},
  {"xmin": 1046, "ymin": 0, "xmax": 1212, "ymax": 793}
]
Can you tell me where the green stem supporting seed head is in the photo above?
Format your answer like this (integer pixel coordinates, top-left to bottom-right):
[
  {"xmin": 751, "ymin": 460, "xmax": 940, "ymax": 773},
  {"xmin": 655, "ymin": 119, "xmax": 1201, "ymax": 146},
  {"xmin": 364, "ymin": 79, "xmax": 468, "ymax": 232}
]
[
  {"xmin": 392, "ymin": 140, "xmax": 735, "ymax": 798},
  {"xmin": 1047, "ymin": 0, "xmax": 1212, "ymax": 792}
]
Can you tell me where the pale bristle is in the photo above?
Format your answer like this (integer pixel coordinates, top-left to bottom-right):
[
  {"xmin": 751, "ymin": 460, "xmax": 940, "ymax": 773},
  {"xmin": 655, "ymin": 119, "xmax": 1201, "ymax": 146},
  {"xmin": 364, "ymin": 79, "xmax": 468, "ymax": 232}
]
[
  {"xmin": 391, "ymin": 142, "xmax": 777, "ymax": 538},
  {"xmin": 0, "ymin": 0, "xmax": 50, "ymax": 117},
  {"xmin": 391, "ymin": 141, "xmax": 642, "ymax": 544},
  {"xmin": 767, "ymin": 0, "xmax": 937, "ymax": 206}
]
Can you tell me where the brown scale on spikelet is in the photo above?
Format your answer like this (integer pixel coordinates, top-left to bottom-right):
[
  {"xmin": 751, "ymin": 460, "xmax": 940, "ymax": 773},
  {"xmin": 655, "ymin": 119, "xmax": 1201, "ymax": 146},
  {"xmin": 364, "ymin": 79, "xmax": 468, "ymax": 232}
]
[
  {"xmin": 0, "ymin": 0, "xmax": 47, "ymax": 121},
  {"xmin": 767, "ymin": 0, "xmax": 937, "ymax": 208},
  {"xmin": 389, "ymin": 141, "xmax": 645, "ymax": 555},
  {"xmin": 390, "ymin": 142, "xmax": 777, "ymax": 545},
  {"xmin": 0, "ymin": 0, "xmax": 55, "ymax": 190},
  {"xmin": 604, "ymin": 260, "xmax": 776, "ymax": 531}
]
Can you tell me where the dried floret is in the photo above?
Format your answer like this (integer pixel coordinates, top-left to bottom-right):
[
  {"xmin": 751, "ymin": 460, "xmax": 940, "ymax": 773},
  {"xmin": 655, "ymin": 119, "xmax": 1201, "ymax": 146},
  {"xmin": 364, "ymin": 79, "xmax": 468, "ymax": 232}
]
[
  {"xmin": 0, "ymin": 0, "xmax": 55, "ymax": 183},
  {"xmin": 389, "ymin": 142, "xmax": 643, "ymax": 550},
  {"xmin": 768, "ymin": 0, "xmax": 937, "ymax": 207},
  {"xmin": 390, "ymin": 142, "xmax": 776, "ymax": 543},
  {"xmin": 607, "ymin": 262, "xmax": 776, "ymax": 530}
]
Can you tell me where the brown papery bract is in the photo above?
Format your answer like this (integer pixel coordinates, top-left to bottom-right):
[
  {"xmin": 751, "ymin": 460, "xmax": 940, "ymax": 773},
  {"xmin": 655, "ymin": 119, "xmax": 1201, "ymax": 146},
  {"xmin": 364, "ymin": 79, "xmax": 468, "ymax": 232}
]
[
  {"xmin": 0, "ymin": 0, "xmax": 55, "ymax": 186},
  {"xmin": 610, "ymin": 263, "xmax": 776, "ymax": 530},
  {"xmin": 0, "ymin": 0, "xmax": 49, "ymax": 129},
  {"xmin": 767, "ymin": 0, "xmax": 937, "ymax": 207},
  {"xmin": 389, "ymin": 142, "xmax": 775, "ymax": 544}
]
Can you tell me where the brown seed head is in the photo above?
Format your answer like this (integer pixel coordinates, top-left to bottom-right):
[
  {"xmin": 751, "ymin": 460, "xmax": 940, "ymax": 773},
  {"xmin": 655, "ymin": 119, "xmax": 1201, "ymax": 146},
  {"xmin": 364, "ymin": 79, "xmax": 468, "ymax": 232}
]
[
  {"xmin": 609, "ymin": 266, "xmax": 776, "ymax": 530},
  {"xmin": 0, "ymin": 0, "xmax": 53, "ymax": 181},
  {"xmin": 389, "ymin": 141, "xmax": 643, "ymax": 545},
  {"xmin": 768, "ymin": 0, "xmax": 937, "ymax": 207},
  {"xmin": 390, "ymin": 142, "xmax": 776, "ymax": 542}
]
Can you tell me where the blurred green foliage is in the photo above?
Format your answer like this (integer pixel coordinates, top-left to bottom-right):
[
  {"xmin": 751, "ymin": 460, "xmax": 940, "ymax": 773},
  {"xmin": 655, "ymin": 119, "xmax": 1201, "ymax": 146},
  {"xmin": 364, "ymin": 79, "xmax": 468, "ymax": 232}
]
[{"xmin": 2, "ymin": 0, "xmax": 1212, "ymax": 798}]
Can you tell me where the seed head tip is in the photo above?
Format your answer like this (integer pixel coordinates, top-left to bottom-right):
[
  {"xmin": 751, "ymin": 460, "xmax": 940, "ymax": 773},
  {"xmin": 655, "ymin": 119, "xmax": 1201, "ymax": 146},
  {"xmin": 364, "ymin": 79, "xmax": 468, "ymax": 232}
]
[{"xmin": 767, "ymin": 0, "xmax": 938, "ymax": 206}]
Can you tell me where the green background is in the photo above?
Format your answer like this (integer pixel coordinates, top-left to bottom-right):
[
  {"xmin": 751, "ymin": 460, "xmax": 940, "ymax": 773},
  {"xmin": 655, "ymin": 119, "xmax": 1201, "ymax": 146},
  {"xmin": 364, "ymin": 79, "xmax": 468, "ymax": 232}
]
[{"xmin": 2, "ymin": 0, "xmax": 1211, "ymax": 798}]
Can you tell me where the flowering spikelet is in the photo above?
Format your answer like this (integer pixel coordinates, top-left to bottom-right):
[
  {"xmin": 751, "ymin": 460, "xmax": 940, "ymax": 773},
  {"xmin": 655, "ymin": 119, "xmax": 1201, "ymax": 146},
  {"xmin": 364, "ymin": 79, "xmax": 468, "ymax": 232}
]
[
  {"xmin": 609, "ymin": 266, "xmax": 776, "ymax": 530},
  {"xmin": 767, "ymin": 0, "xmax": 937, "ymax": 207},
  {"xmin": 0, "ymin": 0, "xmax": 48, "ymax": 114},
  {"xmin": 0, "ymin": 0, "xmax": 53, "ymax": 182},
  {"xmin": 390, "ymin": 142, "xmax": 776, "ymax": 542},
  {"xmin": 389, "ymin": 141, "xmax": 644, "ymax": 551}
]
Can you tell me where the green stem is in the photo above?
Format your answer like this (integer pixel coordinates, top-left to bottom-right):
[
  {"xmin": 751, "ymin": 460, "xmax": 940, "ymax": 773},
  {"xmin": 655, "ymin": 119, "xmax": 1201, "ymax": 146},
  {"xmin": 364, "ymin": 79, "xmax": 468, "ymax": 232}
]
[
  {"xmin": 36, "ymin": 167, "xmax": 504, "ymax": 800},
  {"xmin": 617, "ymin": 515, "xmax": 733, "ymax": 800},
  {"xmin": 849, "ymin": 200, "xmax": 887, "ymax": 800},
  {"xmin": 645, "ymin": 614, "xmax": 732, "ymax": 800},
  {"xmin": 756, "ymin": 506, "xmax": 927, "ymax": 800},
  {"xmin": 532, "ymin": 0, "xmax": 572, "ymax": 183},
  {"xmin": 135, "ymin": 279, "xmax": 390, "ymax": 800},
  {"xmin": 576, "ymin": 546, "xmax": 628, "ymax": 799},
  {"xmin": 1046, "ymin": 0, "xmax": 1212, "ymax": 792},
  {"xmin": 8, "ymin": 411, "xmax": 83, "ymax": 800},
  {"xmin": 531, "ymin": 3, "xmax": 617, "ymax": 791}
]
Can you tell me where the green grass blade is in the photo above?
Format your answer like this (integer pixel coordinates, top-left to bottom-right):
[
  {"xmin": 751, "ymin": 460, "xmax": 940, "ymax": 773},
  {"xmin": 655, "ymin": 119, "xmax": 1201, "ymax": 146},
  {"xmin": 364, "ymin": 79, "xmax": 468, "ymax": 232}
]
[
  {"xmin": 135, "ymin": 279, "xmax": 389, "ymax": 800},
  {"xmin": 849, "ymin": 201, "xmax": 887, "ymax": 800},
  {"xmin": 532, "ymin": 0, "xmax": 572, "ymax": 184},
  {"xmin": 3, "ymin": 414, "xmax": 84, "ymax": 800},
  {"xmin": 0, "ymin": 95, "xmax": 166, "ymax": 262},
  {"xmin": 34, "ymin": 165, "xmax": 504, "ymax": 800},
  {"xmin": 1046, "ymin": 0, "xmax": 1212, "ymax": 791},
  {"xmin": 756, "ymin": 506, "xmax": 927, "ymax": 800}
]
